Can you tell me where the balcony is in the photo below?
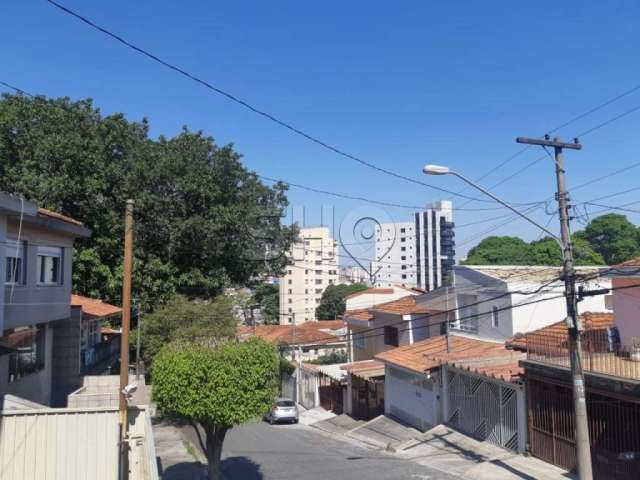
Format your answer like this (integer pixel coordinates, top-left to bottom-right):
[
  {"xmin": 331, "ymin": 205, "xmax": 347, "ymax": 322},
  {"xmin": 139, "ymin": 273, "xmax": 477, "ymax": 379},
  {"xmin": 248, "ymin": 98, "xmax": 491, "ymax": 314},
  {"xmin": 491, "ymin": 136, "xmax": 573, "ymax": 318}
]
[{"xmin": 525, "ymin": 329, "xmax": 640, "ymax": 380}]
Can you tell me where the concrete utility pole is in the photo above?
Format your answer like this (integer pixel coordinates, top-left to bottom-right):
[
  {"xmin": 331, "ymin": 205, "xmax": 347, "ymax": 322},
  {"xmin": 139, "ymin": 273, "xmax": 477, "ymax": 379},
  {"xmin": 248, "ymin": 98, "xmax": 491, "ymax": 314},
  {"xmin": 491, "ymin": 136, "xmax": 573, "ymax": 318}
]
[
  {"xmin": 119, "ymin": 199, "xmax": 134, "ymax": 480},
  {"xmin": 516, "ymin": 136, "xmax": 593, "ymax": 480}
]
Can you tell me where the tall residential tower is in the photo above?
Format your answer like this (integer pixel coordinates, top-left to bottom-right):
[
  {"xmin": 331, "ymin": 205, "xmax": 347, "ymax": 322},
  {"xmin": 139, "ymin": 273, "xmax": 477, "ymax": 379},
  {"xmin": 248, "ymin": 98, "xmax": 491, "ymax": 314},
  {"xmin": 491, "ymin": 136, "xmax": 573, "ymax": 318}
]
[
  {"xmin": 373, "ymin": 201, "xmax": 454, "ymax": 290},
  {"xmin": 279, "ymin": 227, "xmax": 338, "ymax": 324}
]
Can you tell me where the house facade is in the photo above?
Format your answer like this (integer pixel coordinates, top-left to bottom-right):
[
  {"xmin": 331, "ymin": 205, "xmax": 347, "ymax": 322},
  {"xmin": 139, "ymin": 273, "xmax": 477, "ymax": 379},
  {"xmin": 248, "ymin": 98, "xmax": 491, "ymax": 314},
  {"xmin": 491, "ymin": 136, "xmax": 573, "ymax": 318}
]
[
  {"xmin": 512, "ymin": 258, "xmax": 640, "ymax": 479},
  {"xmin": 449, "ymin": 265, "xmax": 611, "ymax": 341},
  {"xmin": 344, "ymin": 295, "xmax": 445, "ymax": 362},
  {"xmin": 0, "ymin": 194, "xmax": 90, "ymax": 406},
  {"xmin": 375, "ymin": 333, "xmax": 527, "ymax": 452}
]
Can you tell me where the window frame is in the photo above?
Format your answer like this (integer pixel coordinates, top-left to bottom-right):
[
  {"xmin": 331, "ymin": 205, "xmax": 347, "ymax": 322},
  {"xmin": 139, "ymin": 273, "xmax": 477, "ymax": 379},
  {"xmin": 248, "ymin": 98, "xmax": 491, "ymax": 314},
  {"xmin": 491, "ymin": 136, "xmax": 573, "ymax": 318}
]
[
  {"xmin": 384, "ymin": 326, "xmax": 399, "ymax": 347},
  {"xmin": 36, "ymin": 246, "xmax": 63, "ymax": 286},
  {"xmin": 5, "ymin": 240, "xmax": 26, "ymax": 285}
]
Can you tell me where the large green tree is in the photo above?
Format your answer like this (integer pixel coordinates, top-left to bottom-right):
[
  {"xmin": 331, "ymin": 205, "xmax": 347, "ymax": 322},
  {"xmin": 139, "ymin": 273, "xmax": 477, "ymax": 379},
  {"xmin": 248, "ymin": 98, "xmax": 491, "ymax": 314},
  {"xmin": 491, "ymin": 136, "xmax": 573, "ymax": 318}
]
[
  {"xmin": 579, "ymin": 213, "xmax": 640, "ymax": 265},
  {"xmin": 463, "ymin": 236, "xmax": 530, "ymax": 265},
  {"xmin": 153, "ymin": 338, "xmax": 279, "ymax": 480},
  {"xmin": 316, "ymin": 283, "xmax": 369, "ymax": 320},
  {"xmin": 0, "ymin": 93, "xmax": 296, "ymax": 309},
  {"xmin": 138, "ymin": 295, "xmax": 238, "ymax": 367}
]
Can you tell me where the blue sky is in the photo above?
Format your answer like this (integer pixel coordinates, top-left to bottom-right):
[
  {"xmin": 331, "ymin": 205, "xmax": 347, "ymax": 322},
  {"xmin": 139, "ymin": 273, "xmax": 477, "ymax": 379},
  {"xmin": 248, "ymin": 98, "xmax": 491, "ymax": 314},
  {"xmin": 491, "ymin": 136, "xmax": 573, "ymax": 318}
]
[{"xmin": 3, "ymin": 1, "xmax": 640, "ymax": 261}]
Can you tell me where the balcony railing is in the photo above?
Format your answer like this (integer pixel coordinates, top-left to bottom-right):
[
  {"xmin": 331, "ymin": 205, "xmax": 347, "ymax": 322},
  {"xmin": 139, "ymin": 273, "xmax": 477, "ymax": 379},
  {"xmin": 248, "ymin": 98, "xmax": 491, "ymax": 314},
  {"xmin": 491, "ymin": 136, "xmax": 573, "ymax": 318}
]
[{"xmin": 526, "ymin": 329, "xmax": 640, "ymax": 380}]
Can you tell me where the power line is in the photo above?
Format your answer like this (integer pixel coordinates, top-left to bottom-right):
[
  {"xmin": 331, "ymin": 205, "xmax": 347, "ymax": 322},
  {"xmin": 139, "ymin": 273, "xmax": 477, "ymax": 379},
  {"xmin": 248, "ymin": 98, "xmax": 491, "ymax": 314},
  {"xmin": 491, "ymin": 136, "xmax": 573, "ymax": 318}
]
[{"xmin": 46, "ymin": 1, "xmax": 497, "ymax": 204}]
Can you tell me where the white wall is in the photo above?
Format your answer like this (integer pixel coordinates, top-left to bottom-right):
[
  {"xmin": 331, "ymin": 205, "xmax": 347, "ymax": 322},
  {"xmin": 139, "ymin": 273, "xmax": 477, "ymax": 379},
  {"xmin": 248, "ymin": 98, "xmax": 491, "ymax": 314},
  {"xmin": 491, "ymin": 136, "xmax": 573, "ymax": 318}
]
[
  {"xmin": 384, "ymin": 364, "xmax": 439, "ymax": 431},
  {"xmin": 611, "ymin": 277, "xmax": 640, "ymax": 344},
  {"xmin": 346, "ymin": 287, "xmax": 418, "ymax": 311}
]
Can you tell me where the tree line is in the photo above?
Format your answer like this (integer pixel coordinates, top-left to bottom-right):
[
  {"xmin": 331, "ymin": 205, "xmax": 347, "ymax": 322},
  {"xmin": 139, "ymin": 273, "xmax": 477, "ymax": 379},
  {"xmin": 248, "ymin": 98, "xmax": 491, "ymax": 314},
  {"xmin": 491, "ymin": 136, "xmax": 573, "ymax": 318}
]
[{"xmin": 463, "ymin": 213, "xmax": 640, "ymax": 266}]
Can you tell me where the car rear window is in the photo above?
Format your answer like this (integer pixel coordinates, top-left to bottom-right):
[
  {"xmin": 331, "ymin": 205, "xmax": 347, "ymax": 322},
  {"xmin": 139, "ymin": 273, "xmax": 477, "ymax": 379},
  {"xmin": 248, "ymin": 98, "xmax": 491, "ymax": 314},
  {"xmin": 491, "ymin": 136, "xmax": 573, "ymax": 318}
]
[{"xmin": 277, "ymin": 400, "xmax": 295, "ymax": 407}]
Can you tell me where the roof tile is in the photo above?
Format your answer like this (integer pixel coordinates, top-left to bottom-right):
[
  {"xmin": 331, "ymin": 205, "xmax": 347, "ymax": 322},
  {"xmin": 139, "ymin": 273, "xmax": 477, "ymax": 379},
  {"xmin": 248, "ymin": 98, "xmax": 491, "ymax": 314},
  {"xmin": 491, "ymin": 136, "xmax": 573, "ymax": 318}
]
[{"xmin": 71, "ymin": 294, "xmax": 122, "ymax": 320}]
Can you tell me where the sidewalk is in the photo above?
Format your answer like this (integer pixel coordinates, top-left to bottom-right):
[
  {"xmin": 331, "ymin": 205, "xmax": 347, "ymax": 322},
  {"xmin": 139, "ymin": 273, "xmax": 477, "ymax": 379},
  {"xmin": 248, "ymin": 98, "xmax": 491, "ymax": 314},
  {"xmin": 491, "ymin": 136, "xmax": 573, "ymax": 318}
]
[
  {"xmin": 153, "ymin": 420, "xmax": 207, "ymax": 480},
  {"xmin": 398, "ymin": 424, "xmax": 573, "ymax": 480}
]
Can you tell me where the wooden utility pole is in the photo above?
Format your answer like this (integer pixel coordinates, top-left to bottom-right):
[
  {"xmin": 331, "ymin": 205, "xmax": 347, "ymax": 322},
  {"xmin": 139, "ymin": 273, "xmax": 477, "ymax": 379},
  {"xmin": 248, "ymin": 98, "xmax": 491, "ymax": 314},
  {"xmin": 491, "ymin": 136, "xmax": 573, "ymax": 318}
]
[
  {"xmin": 516, "ymin": 136, "xmax": 593, "ymax": 480},
  {"xmin": 119, "ymin": 199, "xmax": 134, "ymax": 480}
]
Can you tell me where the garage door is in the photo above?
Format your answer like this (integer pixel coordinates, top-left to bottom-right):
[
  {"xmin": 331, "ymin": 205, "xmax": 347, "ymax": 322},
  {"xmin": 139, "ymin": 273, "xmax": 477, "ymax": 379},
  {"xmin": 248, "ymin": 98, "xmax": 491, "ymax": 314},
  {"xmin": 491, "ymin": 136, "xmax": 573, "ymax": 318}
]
[{"xmin": 386, "ymin": 366, "xmax": 437, "ymax": 431}]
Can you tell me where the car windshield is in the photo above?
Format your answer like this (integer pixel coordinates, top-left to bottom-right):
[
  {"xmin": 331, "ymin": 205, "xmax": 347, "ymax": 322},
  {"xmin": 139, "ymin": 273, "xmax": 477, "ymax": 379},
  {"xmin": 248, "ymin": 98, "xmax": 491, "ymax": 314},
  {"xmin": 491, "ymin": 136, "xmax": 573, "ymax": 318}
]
[{"xmin": 276, "ymin": 400, "xmax": 295, "ymax": 407}]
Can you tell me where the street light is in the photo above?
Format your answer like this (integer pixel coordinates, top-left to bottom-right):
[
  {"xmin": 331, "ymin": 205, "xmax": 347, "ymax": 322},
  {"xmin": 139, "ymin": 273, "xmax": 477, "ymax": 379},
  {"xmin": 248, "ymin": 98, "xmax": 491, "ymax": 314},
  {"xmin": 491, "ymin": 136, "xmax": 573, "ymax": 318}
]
[
  {"xmin": 425, "ymin": 149, "xmax": 594, "ymax": 480},
  {"xmin": 423, "ymin": 164, "xmax": 562, "ymax": 250}
]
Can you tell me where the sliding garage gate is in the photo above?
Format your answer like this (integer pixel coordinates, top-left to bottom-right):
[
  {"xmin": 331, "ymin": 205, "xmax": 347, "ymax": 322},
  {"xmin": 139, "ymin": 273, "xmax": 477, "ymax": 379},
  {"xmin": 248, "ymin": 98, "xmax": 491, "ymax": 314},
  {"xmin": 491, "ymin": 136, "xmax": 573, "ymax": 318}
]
[{"xmin": 446, "ymin": 368, "xmax": 523, "ymax": 452}]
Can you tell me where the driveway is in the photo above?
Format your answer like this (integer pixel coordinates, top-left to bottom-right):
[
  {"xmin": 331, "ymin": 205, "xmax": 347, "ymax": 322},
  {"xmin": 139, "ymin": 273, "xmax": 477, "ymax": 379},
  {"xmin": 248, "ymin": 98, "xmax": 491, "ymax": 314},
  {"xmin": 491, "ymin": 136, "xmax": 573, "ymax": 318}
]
[{"xmin": 175, "ymin": 421, "xmax": 456, "ymax": 480}]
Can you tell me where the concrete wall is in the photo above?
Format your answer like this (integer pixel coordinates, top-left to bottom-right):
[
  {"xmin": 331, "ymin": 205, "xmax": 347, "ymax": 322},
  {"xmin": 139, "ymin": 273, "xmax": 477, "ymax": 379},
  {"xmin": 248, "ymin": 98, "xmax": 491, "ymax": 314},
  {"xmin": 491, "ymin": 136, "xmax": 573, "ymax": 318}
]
[
  {"xmin": 50, "ymin": 310, "xmax": 82, "ymax": 406},
  {"xmin": 0, "ymin": 323, "xmax": 54, "ymax": 405},
  {"xmin": 611, "ymin": 277, "xmax": 640, "ymax": 344}
]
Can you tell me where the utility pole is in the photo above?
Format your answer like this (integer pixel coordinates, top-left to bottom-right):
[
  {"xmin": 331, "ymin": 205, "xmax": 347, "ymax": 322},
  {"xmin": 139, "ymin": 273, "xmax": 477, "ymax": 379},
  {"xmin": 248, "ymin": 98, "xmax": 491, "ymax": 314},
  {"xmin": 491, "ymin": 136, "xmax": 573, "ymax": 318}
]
[
  {"xmin": 135, "ymin": 303, "xmax": 142, "ymax": 381},
  {"xmin": 119, "ymin": 199, "xmax": 134, "ymax": 480},
  {"xmin": 516, "ymin": 136, "xmax": 593, "ymax": 480}
]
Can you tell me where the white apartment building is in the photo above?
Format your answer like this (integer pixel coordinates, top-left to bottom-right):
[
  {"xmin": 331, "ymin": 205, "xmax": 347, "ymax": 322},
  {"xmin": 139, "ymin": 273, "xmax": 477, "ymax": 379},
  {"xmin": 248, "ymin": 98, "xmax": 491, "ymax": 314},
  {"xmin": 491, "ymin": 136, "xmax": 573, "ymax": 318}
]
[
  {"xmin": 373, "ymin": 201, "xmax": 454, "ymax": 291},
  {"xmin": 338, "ymin": 265, "xmax": 371, "ymax": 286},
  {"xmin": 279, "ymin": 227, "xmax": 338, "ymax": 324}
]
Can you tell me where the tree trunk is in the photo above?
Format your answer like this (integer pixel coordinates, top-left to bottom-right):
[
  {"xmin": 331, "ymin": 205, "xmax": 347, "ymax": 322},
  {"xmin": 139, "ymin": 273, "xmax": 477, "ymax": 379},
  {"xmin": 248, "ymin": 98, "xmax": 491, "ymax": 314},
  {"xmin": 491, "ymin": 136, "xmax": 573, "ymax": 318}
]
[{"xmin": 204, "ymin": 424, "xmax": 228, "ymax": 480}]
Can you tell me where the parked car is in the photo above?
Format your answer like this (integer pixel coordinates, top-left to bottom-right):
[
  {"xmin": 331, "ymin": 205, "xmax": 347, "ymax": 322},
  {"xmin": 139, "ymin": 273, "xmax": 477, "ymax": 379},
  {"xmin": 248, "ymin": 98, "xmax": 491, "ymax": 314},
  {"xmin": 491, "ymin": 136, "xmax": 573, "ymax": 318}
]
[{"xmin": 265, "ymin": 398, "xmax": 299, "ymax": 425}]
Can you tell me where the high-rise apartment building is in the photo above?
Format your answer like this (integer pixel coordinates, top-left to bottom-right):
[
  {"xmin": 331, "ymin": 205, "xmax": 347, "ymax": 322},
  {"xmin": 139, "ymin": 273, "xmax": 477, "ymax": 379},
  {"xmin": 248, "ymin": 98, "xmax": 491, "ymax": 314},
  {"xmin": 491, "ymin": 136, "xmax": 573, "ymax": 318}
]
[
  {"xmin": 279, "ymin": 227, "xmax": 339, "ymax": 324},
  {"xmin": 373, "ymin": 201, "xmax": 454, "ymax": 291}
]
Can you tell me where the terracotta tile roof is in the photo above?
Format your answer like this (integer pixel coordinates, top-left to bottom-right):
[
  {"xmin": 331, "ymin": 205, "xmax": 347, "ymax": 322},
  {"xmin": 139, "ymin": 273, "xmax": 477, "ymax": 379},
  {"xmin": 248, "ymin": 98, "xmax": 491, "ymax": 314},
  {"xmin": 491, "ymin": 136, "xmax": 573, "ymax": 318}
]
[
  {"xmin": 343, "ymin": 308, "xmax": 375, "ymax": 322},
  {"xmin": 375, "ymin": 335, "xmax": 514, "ymax": 377},
  {"xmin": 101, "ymin": 327, "xmax": 121, "ymax": 335},
  {"xmin": 237, "ymin": 320, "xmax": 346, "ymax": 346},
  {"xmin": 71, "ymin": 294, "xmax": 122, "ymax": 320},
  {"xmin": 344, "ymin": 288, "xmax": 394, "ymax": 300},
  {"xmin": 371, "ymin": 295, "xmax": 440, "ymax": 316},
  {"xmin": 445, "ymin": 358, "xmax": 524, "ymax": 383},
  {"xmin": 38, "ymin": 208, "xmax": 83, "ymax": 226},
  {"xmin": 614, "ymin": 256, "xmax": 640, "ymax": 268},
  {"xmin": 340, "ymin": 359, "xmax": 385, "ymax": 380},
  {"xmin": 507, "ymin": 311, "xmax": 614, "ymax": 351}
]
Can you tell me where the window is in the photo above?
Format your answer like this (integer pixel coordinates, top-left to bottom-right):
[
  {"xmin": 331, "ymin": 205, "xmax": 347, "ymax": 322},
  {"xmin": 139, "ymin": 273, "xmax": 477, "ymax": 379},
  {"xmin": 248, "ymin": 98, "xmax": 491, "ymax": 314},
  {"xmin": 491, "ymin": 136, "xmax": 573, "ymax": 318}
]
[
  {"xmin": 402, "ymin": 274, "xmax": 407, "ymax": 279},
  {"xmin": 287, "ymin": 269, "xmax": 292, "ymax": 275},
  {"xmin": 288, "ymin": 289, "xmax": 292, "ymax": 294},
  {"xmin": 288, "ymin": 307, "xmax": 292, "ymax": 313},
  {"xmin": 37, "ymin": 246, "xmax": 62, "ymax": 285},
  {"xmin": 5, "ymin": 240, "xmax": 26, "ymax": 285},
  {"xmin": 315, "ymin": 279, "xmax": 322, "ymax": 285},
  {"xmin": 400, "ymin": 237, "xmax": 406, "ymax": 242},
  {"xmin": 400, "ymin": 227, "xmax": 405, "ymax": 233},
  {"xmin": 354, "ymin": 332, "xmax": 365, "ymax": 349},
  {"xmin": 288, "ymin": 279, "xmax": 292, "ymax": 285},
  {"xmin": 401, "ymin": 246, "xmax": 406, "ymax": 252},
  {"xmin": 315, "ymin": 288, "xmax": 322, "ymax": 294},
  {"xmin": 401, "ymin": 256, "xmax": 406, "ymax": 261},
  {"xmin": 288, "ymin": 299, "xmax": 292, "ymax": 304},
  {"xmin": 305, "ymin": 269, "xmax": 309, "ymax": 274},
  {"xmin": 7, "ymin": 325, "xmax": 46, "ymax": 383},
  {"xmin": 491, "ymin": 306, "xmax": 499, "ymax": 328},
  {"xmin": 401, "ymin": 265, "xmax": 406, "ymax": 270},
  {"xmin": 384, "ymin": 326, "xmax": 399, "ymax": 347}
]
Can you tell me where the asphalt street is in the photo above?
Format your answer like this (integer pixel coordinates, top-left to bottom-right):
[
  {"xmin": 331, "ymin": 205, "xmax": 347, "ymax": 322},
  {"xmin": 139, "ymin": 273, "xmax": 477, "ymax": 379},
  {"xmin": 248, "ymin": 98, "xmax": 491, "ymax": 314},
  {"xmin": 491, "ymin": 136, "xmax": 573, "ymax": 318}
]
[{"xmin": 178, "ymin": 421, "xmax": 457, "ymax": 480}]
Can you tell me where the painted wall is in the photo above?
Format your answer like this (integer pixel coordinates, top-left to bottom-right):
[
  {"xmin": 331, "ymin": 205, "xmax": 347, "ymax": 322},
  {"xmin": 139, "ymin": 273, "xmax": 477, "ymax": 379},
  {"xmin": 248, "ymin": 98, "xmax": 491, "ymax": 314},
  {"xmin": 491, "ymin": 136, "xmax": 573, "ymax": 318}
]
[
  {"xmin": 4, "ymin": 221, "xmax": 74, "ymax": 330},
  {"xmin": 611, "ymin": 277, "xmax": 640, "ymax": 344},
  {"xmin": 384, "ymin": 364, "xmax": 439, "ymax": 431}
]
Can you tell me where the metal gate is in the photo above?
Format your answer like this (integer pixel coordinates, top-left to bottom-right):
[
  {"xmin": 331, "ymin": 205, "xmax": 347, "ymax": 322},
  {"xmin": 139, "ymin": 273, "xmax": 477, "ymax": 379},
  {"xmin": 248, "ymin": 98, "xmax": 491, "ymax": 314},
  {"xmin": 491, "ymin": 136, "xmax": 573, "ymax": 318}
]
[
  {"xmin": 281, "ymin": 371, "xmax": 297, "ymax": 402},
  {"xmin": 527, "ymin": 376, "xmax": 640, "ymax": 480},
  {"xmin": 318, "ymin": 372, "xmax": 344, "ymax": 414},
  {"xmin": 446, "ymin": 368, "xmax": 520, "ymax": 451}
]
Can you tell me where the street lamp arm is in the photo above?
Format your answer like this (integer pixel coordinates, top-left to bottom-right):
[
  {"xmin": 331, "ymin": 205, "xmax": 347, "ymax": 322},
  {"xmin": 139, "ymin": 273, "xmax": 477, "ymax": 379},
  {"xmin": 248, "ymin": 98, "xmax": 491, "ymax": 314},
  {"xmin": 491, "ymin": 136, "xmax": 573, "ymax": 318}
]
[{"xmin": 448, "ymin": 170, "xmax": 564, "ymax": 249}]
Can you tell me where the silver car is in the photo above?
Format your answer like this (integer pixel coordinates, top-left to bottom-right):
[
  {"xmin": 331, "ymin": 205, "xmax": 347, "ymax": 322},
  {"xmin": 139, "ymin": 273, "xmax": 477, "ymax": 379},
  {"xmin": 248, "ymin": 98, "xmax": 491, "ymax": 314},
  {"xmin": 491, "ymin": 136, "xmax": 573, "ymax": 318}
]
[{"xmin": 265, "ymin": 398, "xmax": 299, "ymax": 425}]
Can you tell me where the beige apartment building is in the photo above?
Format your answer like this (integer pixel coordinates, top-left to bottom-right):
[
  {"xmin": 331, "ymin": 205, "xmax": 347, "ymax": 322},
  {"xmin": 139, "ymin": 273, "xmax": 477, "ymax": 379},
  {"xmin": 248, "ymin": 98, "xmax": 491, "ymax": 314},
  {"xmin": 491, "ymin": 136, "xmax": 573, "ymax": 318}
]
[{"xmin": 279, "ymin": 227, "xmax": 338, "ymax": 324}]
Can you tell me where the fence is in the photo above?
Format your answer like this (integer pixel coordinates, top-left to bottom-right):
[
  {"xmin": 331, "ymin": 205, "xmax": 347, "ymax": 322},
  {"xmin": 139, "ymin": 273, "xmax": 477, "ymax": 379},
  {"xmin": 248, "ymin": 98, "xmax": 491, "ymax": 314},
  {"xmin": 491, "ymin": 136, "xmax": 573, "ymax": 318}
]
[{"xmin": 526, "ymin": 329, "xmax": 640, "ymax": 380}]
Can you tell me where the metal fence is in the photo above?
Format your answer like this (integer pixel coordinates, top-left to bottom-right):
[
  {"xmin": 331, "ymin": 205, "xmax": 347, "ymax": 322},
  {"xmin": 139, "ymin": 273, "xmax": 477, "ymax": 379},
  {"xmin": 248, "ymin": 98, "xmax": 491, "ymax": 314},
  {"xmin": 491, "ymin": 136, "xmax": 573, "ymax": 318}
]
[{"xmin": 526, "ymin": 329, "xmax": 640, "ymax": 380}]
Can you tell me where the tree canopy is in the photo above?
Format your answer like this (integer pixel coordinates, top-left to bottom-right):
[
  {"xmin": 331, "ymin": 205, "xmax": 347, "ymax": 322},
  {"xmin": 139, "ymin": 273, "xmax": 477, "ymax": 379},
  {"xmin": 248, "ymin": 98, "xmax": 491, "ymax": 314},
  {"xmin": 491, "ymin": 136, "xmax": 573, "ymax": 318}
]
[
  {"xmin": 316, "ymin": 283, "xmax": 369, "ymax": 320},
  {"xmin": 152, "ymin": 337, "xmax": 279, "ymax": 479},
  {"xmin": 463, "ymin": 213, "xmax": 640, "ymax": 266},
  {"xmin": 138, "ymin": 295, "xmax": 238, "ymax": 367},
  {"xmin": 0, "ymin": 93, "xmax": 296, "ymax": 309}
]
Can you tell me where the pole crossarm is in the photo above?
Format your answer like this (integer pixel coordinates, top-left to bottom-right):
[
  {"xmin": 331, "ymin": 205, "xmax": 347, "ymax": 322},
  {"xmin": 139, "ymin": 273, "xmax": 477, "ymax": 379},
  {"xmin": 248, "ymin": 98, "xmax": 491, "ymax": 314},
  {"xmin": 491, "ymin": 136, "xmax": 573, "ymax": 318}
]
[{"xmin": 516, "ymin": 136, "xmax": 583, "ymax": 150}]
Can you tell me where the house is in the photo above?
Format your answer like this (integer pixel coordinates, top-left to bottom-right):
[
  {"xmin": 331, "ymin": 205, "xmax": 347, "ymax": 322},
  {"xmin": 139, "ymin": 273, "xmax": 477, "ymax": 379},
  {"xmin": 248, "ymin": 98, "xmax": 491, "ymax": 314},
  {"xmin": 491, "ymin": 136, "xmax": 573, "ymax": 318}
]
[
  {"xmin": 0, "ymin": 194, "xmax": 90, "ymax": 406},
  {"xmin": 237, "ymin": 319, "xmax": 347, "ymax": 362},
  {"xmin": 512, "ymin": 258, "xmax": 640, "ymax": 479},
  {"xmin": 448, "ymin": 265, "xmax": 611, "ymax": 341},
  {"xmin": 71, "ymin": 294, "xmax": 122, "ymax": 373},
  {"xmin": 344, "ymin": 294, "xmax": 445, "ymax": 362},
  {"xmin": 375, "ymin": 333, "xmax": 527, "ymax": 452}
]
